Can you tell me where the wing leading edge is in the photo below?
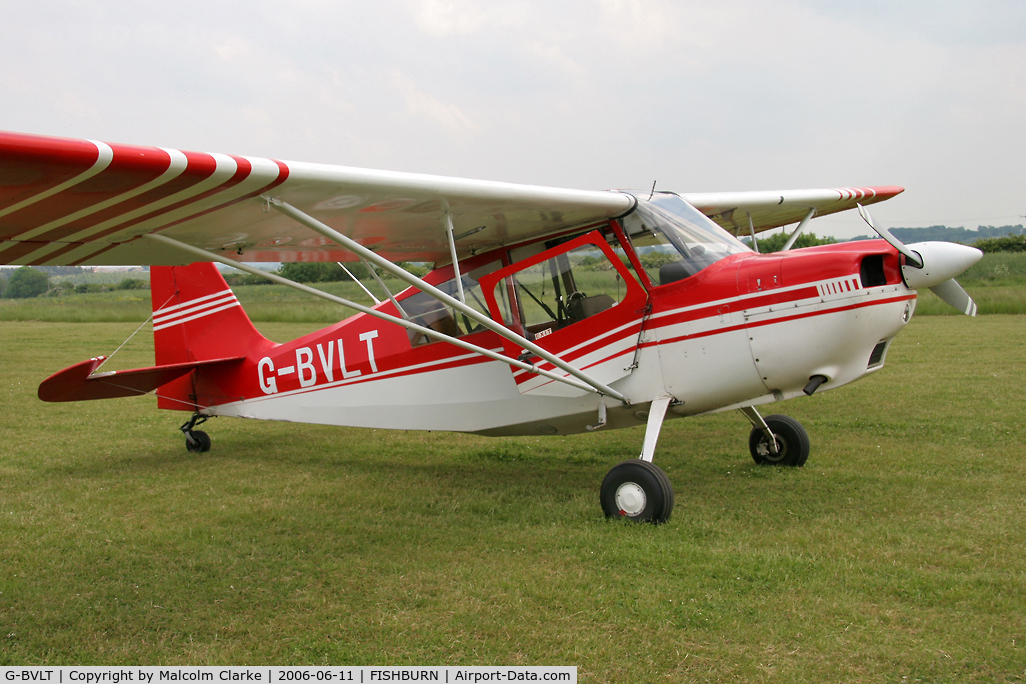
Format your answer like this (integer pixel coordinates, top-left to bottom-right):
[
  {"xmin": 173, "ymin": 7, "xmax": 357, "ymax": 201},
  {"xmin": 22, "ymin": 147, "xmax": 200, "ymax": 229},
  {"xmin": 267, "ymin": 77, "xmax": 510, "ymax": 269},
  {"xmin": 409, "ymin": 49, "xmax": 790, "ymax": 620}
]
[{"xmin": 682, "ymin": 186, "xmax": 904, "ymax": 236}]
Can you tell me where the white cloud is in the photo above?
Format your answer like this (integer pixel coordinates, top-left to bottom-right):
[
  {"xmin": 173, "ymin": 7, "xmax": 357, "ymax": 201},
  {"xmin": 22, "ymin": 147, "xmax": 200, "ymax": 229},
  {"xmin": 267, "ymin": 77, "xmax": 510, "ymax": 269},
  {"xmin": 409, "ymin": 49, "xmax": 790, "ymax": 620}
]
[
  {"xmin": 391, "ymin": 71, "xmax": 476, "ymax": 134},
  {"xmin": 0, "ymin": 0, "xmax": 1022, "ymax": 233},
  {"xmin": 409, "ymin": 0, "xmax": 529, "ymax": 36}
]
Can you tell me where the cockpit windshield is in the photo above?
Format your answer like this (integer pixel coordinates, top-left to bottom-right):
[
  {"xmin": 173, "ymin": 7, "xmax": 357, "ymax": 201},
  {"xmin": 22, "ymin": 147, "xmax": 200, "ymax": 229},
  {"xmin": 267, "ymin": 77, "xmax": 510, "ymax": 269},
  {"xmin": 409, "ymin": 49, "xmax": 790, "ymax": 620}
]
[{"xmin": 622, "ymin": 192, "xmax": 751, "ymax": 285}]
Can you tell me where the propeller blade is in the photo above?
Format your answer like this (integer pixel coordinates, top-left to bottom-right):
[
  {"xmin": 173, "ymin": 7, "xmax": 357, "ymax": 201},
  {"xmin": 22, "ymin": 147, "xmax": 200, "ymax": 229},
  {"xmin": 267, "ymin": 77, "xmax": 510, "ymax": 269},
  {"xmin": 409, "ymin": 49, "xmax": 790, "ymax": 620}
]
[
  {"xmin": 857, "ymin": 203, "xmax": 923, "ymax": 268},
  {"xmin": 929, "ymin": 279, "xmax": 978, "ymax": 316}
]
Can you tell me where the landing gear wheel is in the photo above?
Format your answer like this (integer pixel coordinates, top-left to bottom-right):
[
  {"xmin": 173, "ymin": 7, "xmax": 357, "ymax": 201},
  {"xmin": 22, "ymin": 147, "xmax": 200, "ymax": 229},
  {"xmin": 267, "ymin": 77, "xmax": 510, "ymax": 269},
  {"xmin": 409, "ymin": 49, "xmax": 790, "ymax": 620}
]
[
  {"xmin": 600, "ymin": 459, "xmax": 674, "ymax": 523},
  {"xmin": 180, "ymin": 413, "xmax": 211, "ymax": 453},
  {"xmin": 749, "ymin": 414, "xmax": 810, "ymax": 467},
  {"xmin": 185, "ymin": 430, "xmax": 211, "ymax": 453}
]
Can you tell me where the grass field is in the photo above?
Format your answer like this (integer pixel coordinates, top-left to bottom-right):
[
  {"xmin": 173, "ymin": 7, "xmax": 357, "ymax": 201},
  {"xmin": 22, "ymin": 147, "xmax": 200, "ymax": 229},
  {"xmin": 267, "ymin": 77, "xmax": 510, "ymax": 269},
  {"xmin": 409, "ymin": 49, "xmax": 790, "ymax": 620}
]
[{"xmin": 1, "ymin": 314, "xmax": 1024, "ymax": 679}]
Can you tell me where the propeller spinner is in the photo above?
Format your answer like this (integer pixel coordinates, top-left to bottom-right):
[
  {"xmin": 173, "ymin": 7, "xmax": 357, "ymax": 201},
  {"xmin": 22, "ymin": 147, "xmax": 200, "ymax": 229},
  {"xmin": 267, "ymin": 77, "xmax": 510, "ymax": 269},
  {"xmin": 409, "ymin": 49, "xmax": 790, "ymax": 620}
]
[{"xmin": 857, "ymin": 204, "xmax": 982, "ymax": 316}]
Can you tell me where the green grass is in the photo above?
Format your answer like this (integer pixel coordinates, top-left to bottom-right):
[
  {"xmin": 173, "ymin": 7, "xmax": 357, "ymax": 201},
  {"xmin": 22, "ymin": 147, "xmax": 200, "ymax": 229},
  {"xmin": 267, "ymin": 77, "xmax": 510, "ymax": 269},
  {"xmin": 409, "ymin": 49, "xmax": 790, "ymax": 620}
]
[
  {"xmin": 915, "ymin": 252, "xmax": 1026, "ymax": 315},
  {"xmin": 1, "ymin": 316, "xmax": 1024, "ymax": 679}
]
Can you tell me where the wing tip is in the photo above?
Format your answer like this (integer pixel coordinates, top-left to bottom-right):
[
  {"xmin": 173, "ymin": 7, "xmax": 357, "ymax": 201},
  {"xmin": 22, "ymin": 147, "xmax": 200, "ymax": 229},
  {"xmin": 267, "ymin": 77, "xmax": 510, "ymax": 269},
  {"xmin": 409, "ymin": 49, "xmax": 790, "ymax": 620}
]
[{"xmin": 862, "ymin": 186, "xmax": 905, "ymax": 201}]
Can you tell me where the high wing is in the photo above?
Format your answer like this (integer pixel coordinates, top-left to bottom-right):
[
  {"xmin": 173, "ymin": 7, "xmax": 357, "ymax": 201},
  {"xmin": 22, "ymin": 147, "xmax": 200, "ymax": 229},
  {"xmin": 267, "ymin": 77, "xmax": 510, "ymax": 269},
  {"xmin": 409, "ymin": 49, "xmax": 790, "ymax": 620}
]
[
  {"xmin": 0, "ymin": 131, "xmax": 634, "ymax": 267},
  {"xmin": 682, "ymin": 186, "xmax": 904, "ymax": 236},
  {"xmin": 0, "ymin": 131, "xmax": 901, "ymax": 268}
]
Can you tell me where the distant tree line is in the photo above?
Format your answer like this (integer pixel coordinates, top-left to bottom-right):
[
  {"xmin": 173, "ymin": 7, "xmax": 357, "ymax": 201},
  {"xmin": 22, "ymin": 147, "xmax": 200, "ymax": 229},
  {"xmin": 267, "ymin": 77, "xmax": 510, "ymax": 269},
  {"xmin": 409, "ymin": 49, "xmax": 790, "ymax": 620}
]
[
  {"xmin": 846, "ymin": 224, "xmax": 1025, "ymax": 247},
  {"xmin": 885, "ymin": 225, "xmax": 1025, "ymax": 253},
  {"xmin": 223, "ymin": 261, "xmax": 429, "ymax": 286},
  {"xmin": 0, "ymin": 266, "xmax": 150, "ymax": 299},
  {"xmin": 1, "ymin": 266, "xmax": 49, "ymax": 299},
  {"xmin": 888, "ymin": 224, "xmax": 1025, "ymax": 244},
  {"xmin": 741, "ymin": 231, "xmax": 837, "ymax": 253},
  {"xmin": 972, "ymin": 234, "xmax": 1026, "ymax": 253}
]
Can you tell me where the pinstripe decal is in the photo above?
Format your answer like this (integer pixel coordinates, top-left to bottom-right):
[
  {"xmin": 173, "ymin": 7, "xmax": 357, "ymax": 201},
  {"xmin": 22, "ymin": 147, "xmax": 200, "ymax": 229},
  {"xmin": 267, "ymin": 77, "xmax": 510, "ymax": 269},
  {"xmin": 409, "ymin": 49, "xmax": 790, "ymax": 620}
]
[{"xmin": 153, "ymin": 289, "xmax": 241, "ymax": 331}]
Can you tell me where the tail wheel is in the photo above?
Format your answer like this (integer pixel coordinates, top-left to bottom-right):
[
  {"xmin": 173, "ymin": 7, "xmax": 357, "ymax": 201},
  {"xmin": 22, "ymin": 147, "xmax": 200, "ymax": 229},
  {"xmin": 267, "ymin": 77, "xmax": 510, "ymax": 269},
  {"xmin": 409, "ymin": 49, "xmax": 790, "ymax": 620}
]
[
  {"xmin": 185, "ymin": 430, "xmax": 211, "ymax": 453},
  {"xmin": 600, "ymin": 460, "xmax": 674, "ymax": 524},
  {"xmin": 749, "ymin": 414, "xmax": 810, "ymax": 467}
]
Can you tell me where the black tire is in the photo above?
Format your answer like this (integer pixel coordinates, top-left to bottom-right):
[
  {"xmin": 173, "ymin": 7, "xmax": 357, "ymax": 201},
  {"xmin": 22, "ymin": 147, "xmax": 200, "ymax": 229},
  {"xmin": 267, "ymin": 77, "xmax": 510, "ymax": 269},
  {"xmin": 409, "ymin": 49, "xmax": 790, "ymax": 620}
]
[
  {"xmin": 185, "ymin": 430, "xmax": 211, "ymax": 453},
  {"xmin": 600, "ymin": 459, "xmax": 674, "ymax": 523},
  {"xmin": 748, "ymin": 414, "xmax": 809, "ymax": 467}
]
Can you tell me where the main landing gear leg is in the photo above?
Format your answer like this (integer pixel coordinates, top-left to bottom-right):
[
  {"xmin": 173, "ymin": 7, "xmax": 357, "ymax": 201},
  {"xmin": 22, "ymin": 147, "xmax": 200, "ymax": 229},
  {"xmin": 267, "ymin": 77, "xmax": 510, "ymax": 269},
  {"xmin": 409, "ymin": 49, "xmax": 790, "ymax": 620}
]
[
  {"xmin": 739, "ymin": 406, "xmax": 810, "ymax": 467},
  {"xmin": 600, "ymin": 396, "xmax": 675, "ymax": 524},
  {"xmin": 180, "ymin": 413, "xmax": 211, "ymax": 453}
]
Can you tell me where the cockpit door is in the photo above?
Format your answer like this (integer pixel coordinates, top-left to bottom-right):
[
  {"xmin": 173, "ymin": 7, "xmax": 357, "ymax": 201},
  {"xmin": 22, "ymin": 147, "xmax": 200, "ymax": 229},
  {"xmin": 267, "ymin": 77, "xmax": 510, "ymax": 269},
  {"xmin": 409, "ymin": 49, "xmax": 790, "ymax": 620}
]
[{"xmin": 480, "ymin": 230, "xmax": 649, "ymax": 397}]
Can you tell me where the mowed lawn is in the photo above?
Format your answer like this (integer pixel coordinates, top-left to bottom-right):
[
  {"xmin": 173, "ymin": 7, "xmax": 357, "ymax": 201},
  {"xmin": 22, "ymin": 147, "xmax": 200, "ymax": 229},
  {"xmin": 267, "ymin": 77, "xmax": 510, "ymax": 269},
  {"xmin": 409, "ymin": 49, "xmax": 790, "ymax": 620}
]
[{"xmin": 0, "ymin": 315, "xmax": 1024, "ymax": 680}]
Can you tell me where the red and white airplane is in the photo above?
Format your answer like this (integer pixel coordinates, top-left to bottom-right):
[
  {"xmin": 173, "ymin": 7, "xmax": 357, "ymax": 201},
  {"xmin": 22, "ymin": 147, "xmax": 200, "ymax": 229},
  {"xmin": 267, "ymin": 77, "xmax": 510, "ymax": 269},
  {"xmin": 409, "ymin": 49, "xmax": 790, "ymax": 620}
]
[{"xmin": 2, "ymin": 131, "xmax": 981, "ymax": 523}]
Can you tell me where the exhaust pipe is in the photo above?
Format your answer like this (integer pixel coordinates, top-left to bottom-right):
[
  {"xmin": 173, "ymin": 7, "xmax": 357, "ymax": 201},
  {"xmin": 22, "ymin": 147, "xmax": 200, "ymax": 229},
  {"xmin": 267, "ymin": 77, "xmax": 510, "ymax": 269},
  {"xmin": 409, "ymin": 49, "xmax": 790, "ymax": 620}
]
[{"xmin": 803, "ymin": 375, "xmax": 828, "ymax": 396}]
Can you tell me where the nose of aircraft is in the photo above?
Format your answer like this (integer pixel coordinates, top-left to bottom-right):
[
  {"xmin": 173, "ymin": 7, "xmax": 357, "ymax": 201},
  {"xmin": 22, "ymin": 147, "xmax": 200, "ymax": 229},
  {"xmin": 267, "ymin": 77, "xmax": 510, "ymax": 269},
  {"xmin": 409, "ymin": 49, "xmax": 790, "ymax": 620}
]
[
  {"xmin": 857, "ymin": 203, "xmax": 983, "ymax": 316},
  {"xmin": 901, "ymin": 242, "xmax": 983, "ymax": 290}
]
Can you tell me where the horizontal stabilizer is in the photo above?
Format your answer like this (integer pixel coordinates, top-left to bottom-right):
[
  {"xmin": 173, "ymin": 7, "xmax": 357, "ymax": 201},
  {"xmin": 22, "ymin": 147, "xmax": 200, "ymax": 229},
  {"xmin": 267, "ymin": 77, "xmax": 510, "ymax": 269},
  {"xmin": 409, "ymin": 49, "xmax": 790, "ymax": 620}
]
[{"xmin": 38, "ymin": 355, "xmax": 244, "ymax": 403}]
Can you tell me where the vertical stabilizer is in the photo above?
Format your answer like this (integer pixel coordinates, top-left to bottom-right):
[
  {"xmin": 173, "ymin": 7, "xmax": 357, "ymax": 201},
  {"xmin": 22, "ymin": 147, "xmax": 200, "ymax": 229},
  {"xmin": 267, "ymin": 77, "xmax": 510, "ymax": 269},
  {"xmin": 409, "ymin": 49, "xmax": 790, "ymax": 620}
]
[{"xmin": 150, "ymin": 263, "xmax": 273, "ymax": 410}]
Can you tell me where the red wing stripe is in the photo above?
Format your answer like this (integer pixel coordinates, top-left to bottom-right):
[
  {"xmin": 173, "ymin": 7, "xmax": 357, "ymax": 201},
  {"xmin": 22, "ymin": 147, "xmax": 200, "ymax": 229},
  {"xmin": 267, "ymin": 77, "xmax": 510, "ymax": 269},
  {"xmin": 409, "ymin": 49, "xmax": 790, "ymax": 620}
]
[
  {"xmin": 0, "ymin": 142, "xmax": 177, "ymax": 240},
  {"xmin": 9, "ymin": 147, "xmax": 184, "ymax": 242},
  {"xmin": 144, "ymin": 157, "xmax": 290, "ymax": 233},
  {"xmin": 0, "ymin": 139, "xmax": 112, "ymax": 224},
  {"xmin": 35, "ymin": 149, "xmax": 226, "ymax": 243},
  {"xmin": 79, "ymin": 153, "xmax": 254, "ymax": 242},
  {"xmin": 69, "ymin": 242, "xmax": 118, "ymax": 266},
  {"xmin": 0, "ymin": 240, "xmax": 49, "ymax": 264},
  {"xmin": 27, "ymin": 241, "xmax": 83, "ymax": 266},
  {"xmin": 28, "ymin": 151, "xmax": 235, "ymax": 246}
]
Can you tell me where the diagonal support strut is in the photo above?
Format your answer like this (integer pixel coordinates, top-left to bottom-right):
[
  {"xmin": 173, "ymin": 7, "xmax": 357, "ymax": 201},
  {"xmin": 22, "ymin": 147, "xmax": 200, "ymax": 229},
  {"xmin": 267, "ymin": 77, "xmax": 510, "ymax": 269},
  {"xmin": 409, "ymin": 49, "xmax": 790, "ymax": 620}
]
[
  {"xmin": 143, "ymin": 233, "xmax": 605, "ymax": 397},
  {"xmin": 263, "ymin": 198, "xmax": 630, "ymax": 404}
]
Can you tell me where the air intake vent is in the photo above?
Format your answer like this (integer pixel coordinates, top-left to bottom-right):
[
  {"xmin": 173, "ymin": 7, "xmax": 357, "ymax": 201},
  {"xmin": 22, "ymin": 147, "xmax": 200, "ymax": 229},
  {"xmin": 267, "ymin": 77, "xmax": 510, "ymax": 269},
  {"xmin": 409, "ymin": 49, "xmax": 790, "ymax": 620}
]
[
  {"xmin": 860, "ymin": 255, "xmax": 887, "ymax": 288},
  {"xmin": 868, "ymin": 341, "xmax": 888, "ymax": 368}
]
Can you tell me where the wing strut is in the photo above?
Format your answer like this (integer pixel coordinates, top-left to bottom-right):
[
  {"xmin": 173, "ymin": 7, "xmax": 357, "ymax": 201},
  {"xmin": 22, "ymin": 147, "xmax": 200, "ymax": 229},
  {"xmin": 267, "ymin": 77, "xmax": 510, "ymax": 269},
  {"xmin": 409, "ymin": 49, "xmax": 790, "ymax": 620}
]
[
  {"xmin": 443, "ymin": 210, "xmax": 466, "ymax": 305},
  {"xmin": 781, "ymin": 208, "xmax": 817, "ymax": 251},
  {"xmin": 363, "ymin": 256, "xmax": 409, "ymax": 319},
  {"xmin": 144, "ymin": 233, "xmax": 607, "ymax": 396},
  {"xmin": 263, "ymin": 198, "xmax": 631, "ymax": 404},
  {"xmin": 337, "ymin": 262, "xmax": 380, "ymax": 304}
]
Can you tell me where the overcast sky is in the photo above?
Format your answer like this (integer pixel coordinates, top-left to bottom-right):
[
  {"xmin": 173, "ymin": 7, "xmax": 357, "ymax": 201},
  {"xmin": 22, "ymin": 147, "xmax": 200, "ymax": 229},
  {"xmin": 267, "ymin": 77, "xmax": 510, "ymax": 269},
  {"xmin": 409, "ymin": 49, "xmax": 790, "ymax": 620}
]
[{"xmin": 2, "ymin": 0, "xmax": 1023, "ymax": 238}]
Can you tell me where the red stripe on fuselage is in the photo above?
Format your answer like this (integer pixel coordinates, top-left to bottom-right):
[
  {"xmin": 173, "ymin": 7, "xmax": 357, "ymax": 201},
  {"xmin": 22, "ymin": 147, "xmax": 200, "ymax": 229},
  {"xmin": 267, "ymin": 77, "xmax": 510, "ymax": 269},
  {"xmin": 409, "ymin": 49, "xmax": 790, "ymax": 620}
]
[{"xmin": 652, "ymin": 293, "xmax": 916, "ymax": 348}]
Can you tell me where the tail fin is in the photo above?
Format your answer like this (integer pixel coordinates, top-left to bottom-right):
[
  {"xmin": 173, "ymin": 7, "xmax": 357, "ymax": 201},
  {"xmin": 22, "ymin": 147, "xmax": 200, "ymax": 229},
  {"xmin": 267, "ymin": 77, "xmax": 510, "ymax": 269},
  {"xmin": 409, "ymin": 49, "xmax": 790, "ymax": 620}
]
[{"xmin": 151, "ymin": 263, "xmax": 273, "ymax": 410}]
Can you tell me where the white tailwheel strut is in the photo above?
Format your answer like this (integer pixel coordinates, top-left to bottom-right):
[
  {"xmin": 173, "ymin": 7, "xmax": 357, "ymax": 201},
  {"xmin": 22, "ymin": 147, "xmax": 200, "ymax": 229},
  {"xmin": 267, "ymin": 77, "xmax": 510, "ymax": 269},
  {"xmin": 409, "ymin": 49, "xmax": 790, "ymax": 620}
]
[{"xmin": 600, "ymin": 395, "xmax": 675, "ymax": 523}]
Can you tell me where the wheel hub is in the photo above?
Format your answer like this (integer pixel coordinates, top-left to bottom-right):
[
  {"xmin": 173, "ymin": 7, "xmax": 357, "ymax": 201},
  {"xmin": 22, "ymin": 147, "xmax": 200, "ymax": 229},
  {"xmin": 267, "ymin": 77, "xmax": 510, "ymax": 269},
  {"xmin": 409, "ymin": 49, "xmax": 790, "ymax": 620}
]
[
  {"xmin": 758, "ymin": 437, "xmax": 787, "ymax": 462},
  {"xmin": 615, "ymin": 482, "xmax": 647, "ymax": 516}
]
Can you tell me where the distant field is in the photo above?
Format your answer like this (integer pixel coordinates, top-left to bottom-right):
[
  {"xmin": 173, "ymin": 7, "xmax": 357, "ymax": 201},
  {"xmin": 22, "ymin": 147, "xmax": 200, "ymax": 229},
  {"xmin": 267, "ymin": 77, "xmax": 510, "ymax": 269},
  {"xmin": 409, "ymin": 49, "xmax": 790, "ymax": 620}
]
[
  {"xmin": 1, "ymin": 316, "xmax": 1024, "ymax": 679},
  {"xmin": 2, "ymin": 252, "xmax": 1024, "ymax": 322}
]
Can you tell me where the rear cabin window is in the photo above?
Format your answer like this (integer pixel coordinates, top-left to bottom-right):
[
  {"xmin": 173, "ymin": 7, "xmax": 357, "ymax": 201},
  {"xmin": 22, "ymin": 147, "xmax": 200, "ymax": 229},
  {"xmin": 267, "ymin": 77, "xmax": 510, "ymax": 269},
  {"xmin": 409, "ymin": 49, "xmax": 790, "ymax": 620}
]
[{"xmin": 404, "ymin": 261, "xmax": 499, "ymax": 346}]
